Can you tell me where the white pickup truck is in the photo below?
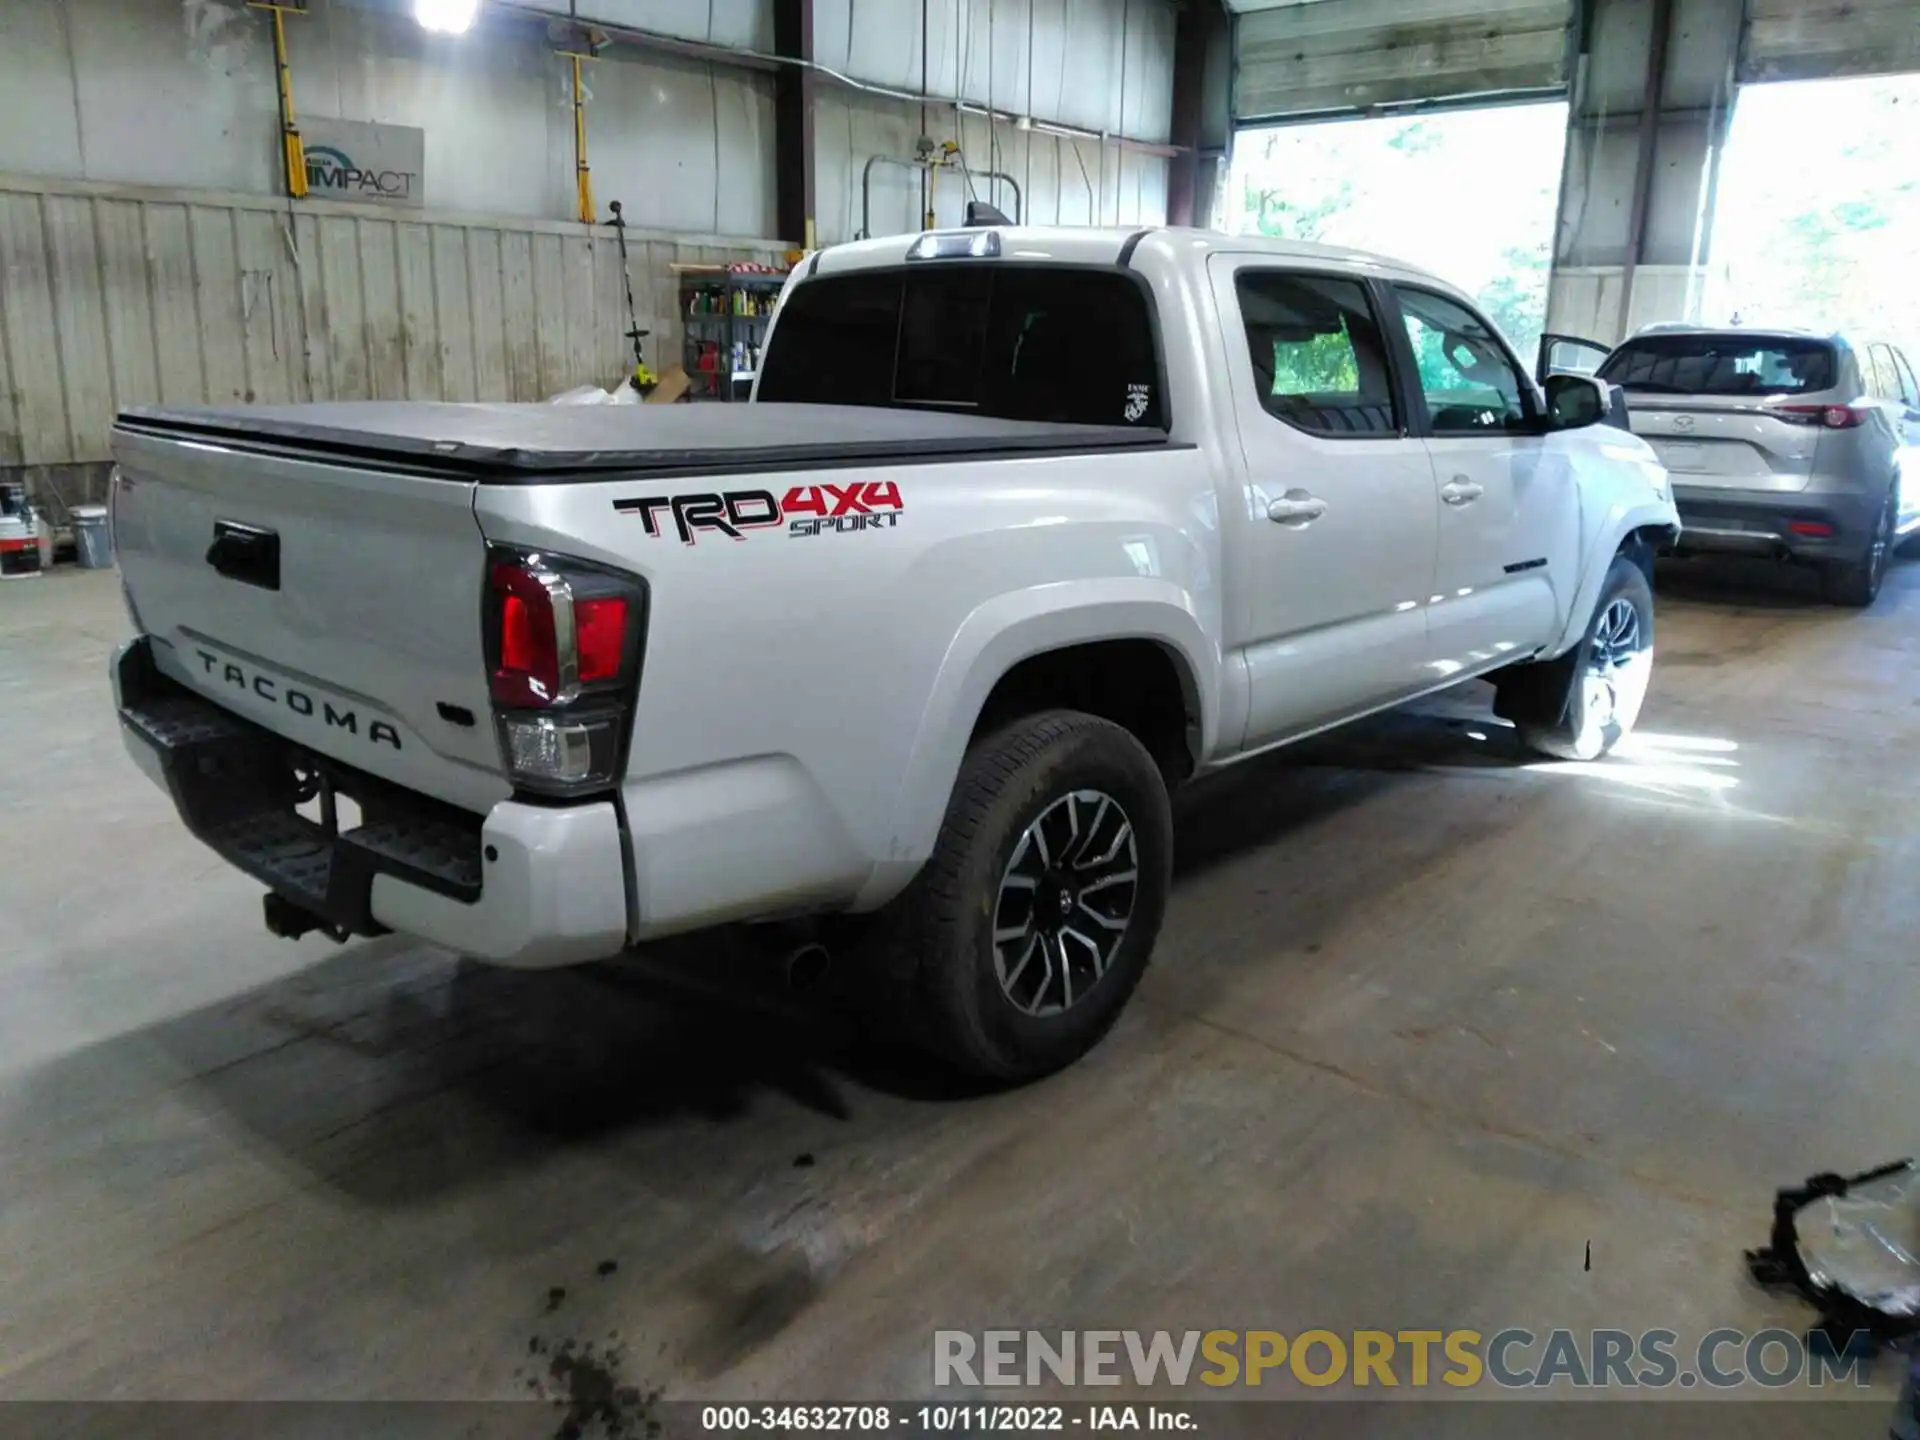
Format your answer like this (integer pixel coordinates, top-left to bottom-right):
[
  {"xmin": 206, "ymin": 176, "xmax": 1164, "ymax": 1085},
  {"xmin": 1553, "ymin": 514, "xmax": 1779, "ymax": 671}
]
[{"xmin": 110, "ymin": 224, "xmax": 1678, "ymax": 1079}]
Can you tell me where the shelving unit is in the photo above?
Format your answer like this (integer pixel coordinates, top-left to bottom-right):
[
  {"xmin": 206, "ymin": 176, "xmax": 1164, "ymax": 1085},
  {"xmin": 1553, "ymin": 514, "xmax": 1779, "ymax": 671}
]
[{"xmin": 675, "ymin": 265, "xmax": 789, "ymax": 402}]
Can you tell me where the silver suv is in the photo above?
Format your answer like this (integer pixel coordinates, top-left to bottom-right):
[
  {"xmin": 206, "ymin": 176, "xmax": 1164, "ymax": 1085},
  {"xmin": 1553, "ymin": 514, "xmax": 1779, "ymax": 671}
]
[{"xmin": 1544, "ymin": 327, "xmax": 1920, "ymax": 606}]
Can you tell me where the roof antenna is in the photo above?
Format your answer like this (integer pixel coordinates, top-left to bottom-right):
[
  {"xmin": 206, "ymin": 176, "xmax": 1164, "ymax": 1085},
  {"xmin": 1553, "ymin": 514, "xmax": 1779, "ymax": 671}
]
[{"xmin": 964, "ymin": 200, "xmax": 1011, "ymax": 228}]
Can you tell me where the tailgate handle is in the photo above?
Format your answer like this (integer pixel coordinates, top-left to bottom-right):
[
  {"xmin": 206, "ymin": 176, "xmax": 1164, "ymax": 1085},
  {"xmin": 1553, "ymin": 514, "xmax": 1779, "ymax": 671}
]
[{"xmin": 206, "ymin": 521, "xmax": 280, "ymax": 591}]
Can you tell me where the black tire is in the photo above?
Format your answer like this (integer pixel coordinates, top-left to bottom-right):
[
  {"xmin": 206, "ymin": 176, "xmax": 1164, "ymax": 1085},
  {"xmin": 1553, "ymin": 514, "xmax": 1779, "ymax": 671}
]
[
  {"xmin": 1512, "ymin": 554, "xmax": 1656, "ymax": 762},
  {"xmin": 1822, "ymin": 487, "xmax": 1896, "ymax": 608},
  {"xmin": 878, "ymin": 710, "xmax": 1173, "ymax": 1083}
]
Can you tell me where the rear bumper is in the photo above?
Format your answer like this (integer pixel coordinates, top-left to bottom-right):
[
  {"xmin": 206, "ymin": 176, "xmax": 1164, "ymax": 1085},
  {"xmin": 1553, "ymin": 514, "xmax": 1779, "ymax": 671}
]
[
  {"xmin": 113, "ymin": 638, "xmax": 628, "ymax": 968},
  {"xmin": 1668, "ymin": 483, "xmax": 1878, "ymax": 562}
]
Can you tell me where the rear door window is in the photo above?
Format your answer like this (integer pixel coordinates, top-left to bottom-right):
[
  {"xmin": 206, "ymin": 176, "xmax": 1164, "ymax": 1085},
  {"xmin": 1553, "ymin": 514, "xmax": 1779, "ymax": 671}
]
[
  {"xmin": 1232, "ymin": 271, "xmax": 1399, "ymax": 438},
  {"xmin": 758, "ymin": 265, "xmax": 1166, "ymax": 428},
  {"xmin": 1596, "ymin": 335, "xmax": 1836, "ymax": 396}
]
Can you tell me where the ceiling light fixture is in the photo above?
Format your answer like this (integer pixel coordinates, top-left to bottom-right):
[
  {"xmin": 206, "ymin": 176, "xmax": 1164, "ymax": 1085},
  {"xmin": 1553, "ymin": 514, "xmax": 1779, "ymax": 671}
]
[{"xmin": 415, "ymin": 0, "xmax": 479, "ymax": 34}]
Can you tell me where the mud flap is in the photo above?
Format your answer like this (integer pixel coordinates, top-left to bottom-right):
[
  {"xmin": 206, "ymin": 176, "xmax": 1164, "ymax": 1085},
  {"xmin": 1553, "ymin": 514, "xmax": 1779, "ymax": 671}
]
[
  {"xmin": 1492, "ymin": 646, "xmax": 1579, "ymax": 730},
  {"xmin": 1492, "ymin": 534, "xmax": 1657, "ymax": 730}
]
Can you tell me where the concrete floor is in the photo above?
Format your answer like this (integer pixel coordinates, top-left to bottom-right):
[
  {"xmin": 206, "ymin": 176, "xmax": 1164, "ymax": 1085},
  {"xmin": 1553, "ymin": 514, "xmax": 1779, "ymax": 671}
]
[{"xmin": 4, "ymin": 559, "xmax": 1918, "ymax": 1415}]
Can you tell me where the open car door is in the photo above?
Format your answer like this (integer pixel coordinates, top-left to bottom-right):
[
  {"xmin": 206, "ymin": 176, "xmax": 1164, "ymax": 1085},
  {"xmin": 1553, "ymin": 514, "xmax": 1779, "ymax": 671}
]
[{"xmin": 1536, "ymin": 333, "xmax": 1613, "ymax": 384}]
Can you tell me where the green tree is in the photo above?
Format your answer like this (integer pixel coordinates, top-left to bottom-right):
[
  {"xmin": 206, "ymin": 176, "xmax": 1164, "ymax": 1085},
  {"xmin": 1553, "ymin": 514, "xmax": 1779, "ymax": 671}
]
[
  {"xmin": 1477, "ymin": 240, "xmax": 1551, "ymax": 366},
  {"xmin": 1270, "ymin": 326, "xmax": 1361, "ymax": 393},
  {"xmin": 1245, "ymin": 179, "xmax": 1356, "ymax": 242},
  {"xmin": 1386, "ymin": 121, "xmax": 1442, "ymax": 155}
]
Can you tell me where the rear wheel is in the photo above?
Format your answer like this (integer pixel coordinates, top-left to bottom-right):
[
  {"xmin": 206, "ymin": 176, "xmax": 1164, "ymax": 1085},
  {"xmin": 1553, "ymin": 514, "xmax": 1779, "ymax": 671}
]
[
  {"xmin": 877, "ymin": 710, "xmax": 1173, "ymax": 1083},
  {"xmin": 1511, "ymin": 555, "xmax": 1655, "ymax": 762},
  {"xmin": 1822, "ymin": 487, "xmax": 1896, "ymax": 608}
]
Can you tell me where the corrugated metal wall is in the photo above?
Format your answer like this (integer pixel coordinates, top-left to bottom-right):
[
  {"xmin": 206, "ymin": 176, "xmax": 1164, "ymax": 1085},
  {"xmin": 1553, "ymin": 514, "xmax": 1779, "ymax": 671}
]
[
  {"xmin": 817, "ymin": 93, "xmax": 1170, "ymax": 241},
  {"xmin": 0, "ymin": 0, "xmax": 778, "ymax": 234},
  {"xmin": 0, "ymin": 173, "xmax": 783, "ymax": 470},
  {"xmin": 812, "ymin": 0, "xmax": 1176, "ymax": 244},
  {"xmin": 0, "ymin": 0, "xmax": 1175, "ymax": 492}
]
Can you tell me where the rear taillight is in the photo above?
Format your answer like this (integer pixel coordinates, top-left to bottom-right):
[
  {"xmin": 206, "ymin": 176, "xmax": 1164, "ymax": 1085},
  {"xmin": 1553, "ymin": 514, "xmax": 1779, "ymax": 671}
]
[
  {"xmin": 574, "ymin": 597, "xmax": 630, "ymax": 682},
  {"xmin": 490, "ymin": 562, "xmax": 569, "ymax": 706},
  {"xmin": 484, "ymin": 547, "xmax": 646, "ymax": 796},
  {"xmin": 1775, "ymin": 403, "xmax": 1868, "ymax": 429}
]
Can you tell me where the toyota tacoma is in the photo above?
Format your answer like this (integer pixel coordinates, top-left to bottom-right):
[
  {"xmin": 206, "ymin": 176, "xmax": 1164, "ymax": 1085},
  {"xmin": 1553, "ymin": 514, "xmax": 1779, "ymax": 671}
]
[{"xmin": 110, "ymin": 224, "xmax": 1679, "ymax": 1079}]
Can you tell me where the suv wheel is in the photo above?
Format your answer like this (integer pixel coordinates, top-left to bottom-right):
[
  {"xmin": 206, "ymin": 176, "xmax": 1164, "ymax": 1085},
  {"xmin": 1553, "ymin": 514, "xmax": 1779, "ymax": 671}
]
[
  {"xmin": 882, "ymin": 710, "xmax": 1172, "ymax": 1082},
  {"xmin": 1823, "ymin": 488, "xmax": 1896, "ymax": 608},
  {"xmin": 1511, "ymin": 554, "xmax": 1655, "ymax": 762}
]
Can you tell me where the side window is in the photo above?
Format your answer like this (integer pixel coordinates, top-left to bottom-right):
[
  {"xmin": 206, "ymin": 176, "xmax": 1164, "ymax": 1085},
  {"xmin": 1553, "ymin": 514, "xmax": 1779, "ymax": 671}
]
[
  {"xmin": 1392, "ymin": 286, "xmax": 1531, "ymax": 434},
  {"xmin": 1866, "ymin": 343, "xmax": 1896, "ymax": 401},
  {"xmin": 1895, "ymin": 351, "xmax": 1920, "ymax": 409},
  {"xmin": 1232, "ymin": 271, "xmax": 1400, "ymax": 438},
  {"xmin": 1864, "ymin": 345, "xmax": 1894, "ymax": 400}
]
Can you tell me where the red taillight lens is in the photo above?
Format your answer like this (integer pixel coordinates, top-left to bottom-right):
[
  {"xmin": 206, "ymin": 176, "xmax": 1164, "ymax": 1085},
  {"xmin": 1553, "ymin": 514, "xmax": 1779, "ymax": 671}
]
[
  {"xmin": 1776, "ymin": 403, "xmax": 1867, "ymax": 429},
  {"xmin": 484, "ymin": 547, "xmax": 645, "ymax": 795},
  {"xmin": 574, "ymin": 596, "xmax": 629, "ymax": 683},
  {"xmin": 490, "ymin": 561, "xmax": 562, "ymax": 707},
  {"xmin": 1788, "ymin": 520, "xmax": 1835, "ymax": 537}
]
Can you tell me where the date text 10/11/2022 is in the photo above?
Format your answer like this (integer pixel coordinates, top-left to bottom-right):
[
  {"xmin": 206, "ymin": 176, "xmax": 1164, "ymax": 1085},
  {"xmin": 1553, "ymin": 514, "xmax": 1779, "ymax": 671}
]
[{"xmin": 699, "ymin": 1405, "xmax": 1197, "ymax": 1432}]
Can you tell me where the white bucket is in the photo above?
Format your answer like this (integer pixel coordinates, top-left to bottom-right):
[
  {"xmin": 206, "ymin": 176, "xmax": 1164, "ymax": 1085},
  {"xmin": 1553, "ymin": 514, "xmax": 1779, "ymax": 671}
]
[{"xmin": 72, "ymin": 504, "xmax": 112, "ymax": 569}]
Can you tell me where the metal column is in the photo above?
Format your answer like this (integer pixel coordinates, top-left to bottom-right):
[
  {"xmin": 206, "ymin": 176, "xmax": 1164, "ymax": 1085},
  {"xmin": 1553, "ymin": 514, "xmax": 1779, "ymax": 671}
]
[
  {"xmin": 773, "ymin": 0, "xmax": 818, "ymax": 254},
  {"xmin": 1167, "ymin": 0, "xmax": 1231, "ymax": 229}
]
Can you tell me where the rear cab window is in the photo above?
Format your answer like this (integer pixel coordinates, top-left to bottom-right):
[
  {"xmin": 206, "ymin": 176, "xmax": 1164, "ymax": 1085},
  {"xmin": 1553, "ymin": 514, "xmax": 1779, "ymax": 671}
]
[
  {"xmin": 757, "ymin": 264, "xmax": 1166, "ymax": 429},
  {"xmin": 1597, "ymin": 335, "xmax": 1837, "ymax": 396}
]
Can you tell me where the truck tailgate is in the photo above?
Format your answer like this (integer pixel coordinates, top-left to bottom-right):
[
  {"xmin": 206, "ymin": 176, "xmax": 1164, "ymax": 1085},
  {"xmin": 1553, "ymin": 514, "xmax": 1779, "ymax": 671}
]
[{"xmin": 111, "ymin": 423, "xmax": 510, "ymax": 815}]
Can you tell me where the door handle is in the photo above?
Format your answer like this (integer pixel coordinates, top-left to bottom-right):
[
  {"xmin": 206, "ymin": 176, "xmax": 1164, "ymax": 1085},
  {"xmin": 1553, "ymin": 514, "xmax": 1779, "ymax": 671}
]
[
  {"xmin": 206, "ymin": 520, "xmax": 281, "ymax": 591},
  {"xmin": 1440, "ymin": 478, "xmax": 1485, "ymax": 506},
  {"xmin": 1267, "ymin": 490, "xmax": 1327, "ymax": 526}
]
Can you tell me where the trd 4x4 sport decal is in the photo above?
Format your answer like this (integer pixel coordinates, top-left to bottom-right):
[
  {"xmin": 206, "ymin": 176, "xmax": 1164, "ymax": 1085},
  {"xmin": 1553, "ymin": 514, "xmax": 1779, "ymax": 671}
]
[{"xmin": 614, "ymin": 482, "xmax": 904, "ymax": 544}]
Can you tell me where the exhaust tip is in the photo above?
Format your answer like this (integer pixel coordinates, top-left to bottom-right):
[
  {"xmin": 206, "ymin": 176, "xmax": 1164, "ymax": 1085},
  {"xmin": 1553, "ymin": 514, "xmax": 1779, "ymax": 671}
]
[{"xmin": 784, "ymin": 941, "xmax": 832, "ymax": 993}]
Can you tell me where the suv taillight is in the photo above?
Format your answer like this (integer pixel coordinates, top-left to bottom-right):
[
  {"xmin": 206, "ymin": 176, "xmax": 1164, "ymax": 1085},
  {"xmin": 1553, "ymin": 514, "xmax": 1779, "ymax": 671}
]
[
  {"xmin": 484, "ymin": 546, "xmax": 646, "ymax": 796},
  {"xmin": 1775, "ymin": 403, "xmax": 1868, "ymax": 429}
]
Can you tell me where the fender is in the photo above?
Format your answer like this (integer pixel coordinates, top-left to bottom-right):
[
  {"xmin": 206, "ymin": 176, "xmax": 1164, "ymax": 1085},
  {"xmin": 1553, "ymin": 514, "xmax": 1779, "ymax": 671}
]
[
  {"xmin": 848, "ymin": 578, "xmax": 1218, "ymax": 911},
  {"xmin": 1544, "ymin": 493, "xmax": 1682, "ymax": 657}
]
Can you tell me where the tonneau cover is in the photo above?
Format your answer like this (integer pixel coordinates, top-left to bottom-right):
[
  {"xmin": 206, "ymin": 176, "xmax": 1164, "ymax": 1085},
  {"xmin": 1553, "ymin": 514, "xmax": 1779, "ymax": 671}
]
[{"xmin": 114, "ymin": 401, "xmax": 1172, "ymax": 479}]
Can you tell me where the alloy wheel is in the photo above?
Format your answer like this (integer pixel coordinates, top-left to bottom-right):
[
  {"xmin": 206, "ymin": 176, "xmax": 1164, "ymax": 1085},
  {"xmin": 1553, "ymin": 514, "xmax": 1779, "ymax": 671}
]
[
  {"xmin": 991, "ymin": 790, "xmax": 1139, "ymax": 1017},
  {"xmin": 1582, "ymin": 596, "xmax": 1647, "ymax": 734}
]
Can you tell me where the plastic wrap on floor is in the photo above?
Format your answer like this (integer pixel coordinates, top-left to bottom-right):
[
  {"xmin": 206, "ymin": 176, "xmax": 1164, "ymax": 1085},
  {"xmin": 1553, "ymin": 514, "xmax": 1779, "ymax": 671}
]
[{"xmin": 1799, "ymin": 1163, "xmax": 1920, "ymax": 1317}]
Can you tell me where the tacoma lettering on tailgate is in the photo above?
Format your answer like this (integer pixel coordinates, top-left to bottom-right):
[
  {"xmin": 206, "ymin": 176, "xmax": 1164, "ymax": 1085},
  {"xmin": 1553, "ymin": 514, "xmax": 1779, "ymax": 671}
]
[{"xmin": 195, "ymin": 649, "xmax": 403, "ymax": 750}]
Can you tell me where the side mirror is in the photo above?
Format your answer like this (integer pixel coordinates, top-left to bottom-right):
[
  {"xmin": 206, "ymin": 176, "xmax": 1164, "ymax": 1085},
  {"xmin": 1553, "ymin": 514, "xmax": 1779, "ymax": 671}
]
[{"xmin": 1544, "ymin": 373, "xmax": 1612, "ymax": 430}]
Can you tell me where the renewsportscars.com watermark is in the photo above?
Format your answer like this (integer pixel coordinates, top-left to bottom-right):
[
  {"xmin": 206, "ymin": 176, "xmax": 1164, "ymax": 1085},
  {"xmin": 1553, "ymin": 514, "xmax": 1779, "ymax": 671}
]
[{"xmin": 934, "ymin": 1328, "xmax": 1875, "ymax": 1392}]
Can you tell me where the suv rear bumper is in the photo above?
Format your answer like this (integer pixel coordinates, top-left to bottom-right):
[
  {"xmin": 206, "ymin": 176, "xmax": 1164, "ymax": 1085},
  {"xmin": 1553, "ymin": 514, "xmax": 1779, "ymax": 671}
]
[
  {"xmin": 1668, "ymin": 483, "xmax": 1876, "ymax": 562},
  {"xmin": 113, "ymin": 638, "xmax": 629, "ymax": 968}
]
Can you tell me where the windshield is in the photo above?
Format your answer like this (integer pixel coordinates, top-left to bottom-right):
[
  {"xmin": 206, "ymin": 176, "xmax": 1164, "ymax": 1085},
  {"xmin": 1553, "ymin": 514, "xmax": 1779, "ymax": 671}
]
[
  {"xmin": 756, "ymin": 264, "xmax": 1167, "ymax": 429},
  {"xmin": 1596, "ymin": 335, "xmax": 1837, "ymax": 396}
]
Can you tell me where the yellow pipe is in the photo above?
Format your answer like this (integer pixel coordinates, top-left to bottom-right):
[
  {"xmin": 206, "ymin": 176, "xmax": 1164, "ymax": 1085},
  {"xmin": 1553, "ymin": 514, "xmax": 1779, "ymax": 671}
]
[
  {"xmin": 267, "ymin": 5, "xmax": 307, "ymax": 198},
  {"xmin": 570, "ymin": 53, "xmax": 594, "ymax": 224}
]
